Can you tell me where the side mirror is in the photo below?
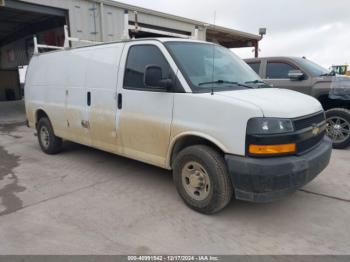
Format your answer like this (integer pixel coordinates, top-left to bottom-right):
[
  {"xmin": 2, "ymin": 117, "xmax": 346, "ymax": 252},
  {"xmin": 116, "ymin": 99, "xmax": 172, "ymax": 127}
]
[
  {"xmin": 288, "ymin": 70, "xmax": 304, "ymax": 81},
  {"xmin": 144, "ymin": 65, "xmax": 172, "ymax": 90}
]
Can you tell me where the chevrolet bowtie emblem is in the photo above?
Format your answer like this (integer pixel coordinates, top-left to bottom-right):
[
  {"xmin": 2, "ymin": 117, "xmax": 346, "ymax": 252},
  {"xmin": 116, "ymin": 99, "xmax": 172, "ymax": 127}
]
[{"xmin": 312, "ymin": 124, "xmax": 320, "ymax": 136}]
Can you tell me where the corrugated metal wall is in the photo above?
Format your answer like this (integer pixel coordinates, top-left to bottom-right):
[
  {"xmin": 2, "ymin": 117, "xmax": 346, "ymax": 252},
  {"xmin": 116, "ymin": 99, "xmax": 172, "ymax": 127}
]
[
  {"xmin": 1, "ymin": 0, "xmax": 206, "ymax": 68},
  {"xmin": 21, "ymin": 0, "xmax": 203, "ymax": 43}
]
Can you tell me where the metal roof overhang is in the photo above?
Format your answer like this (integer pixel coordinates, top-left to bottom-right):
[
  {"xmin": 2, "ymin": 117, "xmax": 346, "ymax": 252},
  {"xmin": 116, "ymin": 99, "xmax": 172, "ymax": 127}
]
[
  {"xmin": 0, "ymin": 0, "xmax": 261, "ymax": 49},
  {"xmin": 95, "ymin": 0, "xmax": 262, "ymax": 48},
  {"xmin": 206, "ymin": 26, "xmax": 261, "ymax": 48}
]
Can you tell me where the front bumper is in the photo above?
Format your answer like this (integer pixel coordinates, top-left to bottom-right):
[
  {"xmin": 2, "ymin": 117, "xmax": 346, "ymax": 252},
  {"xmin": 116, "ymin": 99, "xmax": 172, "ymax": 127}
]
[{"xmin": 225, "ymin": 136, "xmax": 332, "ymax": 203}]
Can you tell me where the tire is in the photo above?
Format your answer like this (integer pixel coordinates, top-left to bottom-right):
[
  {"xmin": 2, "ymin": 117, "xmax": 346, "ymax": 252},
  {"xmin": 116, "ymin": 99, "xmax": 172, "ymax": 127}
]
[
  {"xmin": 173, "ymin": 145, "xmax": 233, "ymax": 214},
  {"xmin": 37, "ymin": 117, "xmax": 63, "ymax": 154},
  {"xmin": 325, "ymin": 108, "xmax": 350, "ymax": 149}
]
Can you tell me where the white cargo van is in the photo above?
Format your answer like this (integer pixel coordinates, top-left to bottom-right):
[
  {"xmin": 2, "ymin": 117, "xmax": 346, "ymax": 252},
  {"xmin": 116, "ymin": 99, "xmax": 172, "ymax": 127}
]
[{"xmin": 25, "ymin": 38, "xmax": 332, "ymax": 213}]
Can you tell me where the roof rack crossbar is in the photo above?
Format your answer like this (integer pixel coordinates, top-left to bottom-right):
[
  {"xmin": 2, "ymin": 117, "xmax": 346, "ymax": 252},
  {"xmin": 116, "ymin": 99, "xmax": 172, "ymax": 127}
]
[
  {"xmin": 63, "ymin": 25, "xmax": 103, "ymax": 47},
  {"xmin": 33, "ymin": 25, "xmax": 103, "ymax": 55},
  {"xmin": 33, "ymin": 36, "xmax": 64, "ymax": 55}
]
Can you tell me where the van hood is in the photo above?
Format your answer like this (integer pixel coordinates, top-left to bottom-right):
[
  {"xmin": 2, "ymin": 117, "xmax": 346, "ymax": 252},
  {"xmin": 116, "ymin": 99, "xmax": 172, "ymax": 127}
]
[{"xmin": 217, "ymin": 88, "xmax": 322, "ymax": 118}]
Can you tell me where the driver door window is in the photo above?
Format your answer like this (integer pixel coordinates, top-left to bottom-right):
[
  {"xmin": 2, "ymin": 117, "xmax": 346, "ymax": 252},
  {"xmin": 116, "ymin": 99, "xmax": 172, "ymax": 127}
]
[
  {"xmin": 266, "ymin": 62, "xmax": 296, "ymax": 79},
  {"xmin": 124, "ymin": 45, "xmax": 171, "ymax": 91},
  {"xmin": 264, "ymin": 61, "xmax": 311, "ymax": 95}
]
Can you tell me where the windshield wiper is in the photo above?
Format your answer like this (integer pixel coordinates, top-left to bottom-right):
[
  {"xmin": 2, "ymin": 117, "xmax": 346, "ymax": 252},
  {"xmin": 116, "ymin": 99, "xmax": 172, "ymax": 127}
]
[
  {"xmin": 245, "ymin": 80, "xmax": 265, "ymax": 84},
  {"xmin": 245, "ymin": 79, "xmax": 272, "ymax": 88},
  {"xmin": 198, "ymin": 80, "xmax": 253, "ymax": 88}
]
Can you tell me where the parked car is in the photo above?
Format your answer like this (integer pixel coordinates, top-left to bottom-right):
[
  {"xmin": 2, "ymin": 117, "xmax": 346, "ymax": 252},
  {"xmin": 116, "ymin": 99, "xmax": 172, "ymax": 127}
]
[
  {"xmin": 25, "ymin": 39, "xmax": 332, "ymax": 214},
  {"xmin": 245, "ymin": 56, "xmax": 350, "ymax": 149}
]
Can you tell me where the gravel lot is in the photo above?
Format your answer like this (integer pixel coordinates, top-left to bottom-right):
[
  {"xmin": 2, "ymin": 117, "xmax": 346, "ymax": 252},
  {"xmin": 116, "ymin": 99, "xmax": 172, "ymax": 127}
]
[{"xmin": 0, "ymin": 119, "xmax": 349, "ymax": 255}]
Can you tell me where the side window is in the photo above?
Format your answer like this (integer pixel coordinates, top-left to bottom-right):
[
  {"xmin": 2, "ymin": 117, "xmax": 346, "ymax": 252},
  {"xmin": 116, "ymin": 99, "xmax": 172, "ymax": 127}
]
[
  {"xmin": 247, "ymin": 62, "xmax": 260, "ymax": 75},
  {"xmin": 124, "ymin": 45, "xmax": 171, "ymax": 90},
  {"xmin": 266, "ymin": 62, "xmax": 296, "ymax": 79}
]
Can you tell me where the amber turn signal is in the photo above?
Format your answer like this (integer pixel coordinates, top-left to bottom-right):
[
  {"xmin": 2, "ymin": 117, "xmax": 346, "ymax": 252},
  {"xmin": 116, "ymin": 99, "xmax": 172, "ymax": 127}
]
[{"xmin": 249, "ymin": 143, "xmax": 296, "ymax": 155}]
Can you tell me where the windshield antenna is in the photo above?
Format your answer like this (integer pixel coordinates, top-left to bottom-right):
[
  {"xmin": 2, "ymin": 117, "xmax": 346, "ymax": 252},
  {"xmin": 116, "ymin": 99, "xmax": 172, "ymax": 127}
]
[{"xmin": 210, "ymin": 11, "xmax": 217, "ymax": 95}]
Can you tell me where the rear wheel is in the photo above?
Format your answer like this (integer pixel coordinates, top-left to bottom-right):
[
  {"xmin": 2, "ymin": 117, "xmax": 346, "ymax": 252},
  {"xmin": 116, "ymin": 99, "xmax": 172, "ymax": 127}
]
[
  {"xmin": 325, "ymin": 108, "xmax": 350, "ymax": 149},
  {"xmin": 173, "ymin": 145, "xmax": 233, "ymax": 214},
  {"xmin": 37, "ymin": 117, "xmax": 63, "ymax": 154}
]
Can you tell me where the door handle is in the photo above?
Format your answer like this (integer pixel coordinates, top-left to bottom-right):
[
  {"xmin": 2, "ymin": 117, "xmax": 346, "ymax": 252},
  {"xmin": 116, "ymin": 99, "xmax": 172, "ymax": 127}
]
[
  {"xmin": 117, "ymin": 93, "xmax": 122, "ymax": 109},
  {"xmin": 87, "ymin": 91, "xmax": 91, "ymax": 106}
]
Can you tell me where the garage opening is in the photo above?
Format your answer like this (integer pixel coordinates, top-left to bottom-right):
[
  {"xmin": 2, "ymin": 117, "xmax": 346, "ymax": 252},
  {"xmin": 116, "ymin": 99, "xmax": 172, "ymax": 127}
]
[{"xmin": 0, "ymin": 0, "xmax": 68, "ymax": 101}]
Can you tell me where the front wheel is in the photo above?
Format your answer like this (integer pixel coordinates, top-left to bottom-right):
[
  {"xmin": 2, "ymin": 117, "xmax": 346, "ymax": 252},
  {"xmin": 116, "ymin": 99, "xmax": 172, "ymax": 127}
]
[
  {"xmin": 173, "ymin": 145, "xmax": 233, "ymax": 214},
  {"xmin": 325, "ymin": 108, "xmax": 350, "ymax": 149}
]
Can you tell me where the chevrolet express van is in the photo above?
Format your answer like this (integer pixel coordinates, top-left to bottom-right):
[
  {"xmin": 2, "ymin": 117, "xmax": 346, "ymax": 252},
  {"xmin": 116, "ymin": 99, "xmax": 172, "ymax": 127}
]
[{"xmin": 25, "ymin": 38, "xmax": 332, "ymax": 214}]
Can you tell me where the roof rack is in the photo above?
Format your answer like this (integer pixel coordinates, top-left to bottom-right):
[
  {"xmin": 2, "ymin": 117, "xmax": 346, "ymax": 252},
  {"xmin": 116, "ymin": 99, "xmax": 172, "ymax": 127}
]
[{"xmin": 33, "ymin": 25, "xmax": 103, "ymax": 55}]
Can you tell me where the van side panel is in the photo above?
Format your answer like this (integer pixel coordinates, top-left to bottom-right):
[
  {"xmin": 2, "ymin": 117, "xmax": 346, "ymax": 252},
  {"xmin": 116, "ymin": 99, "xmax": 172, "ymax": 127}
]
[
  {"xmin": 25, "ymin": 53, "xmax": 68, "ymax": 135},
  {"xmin": 61, "ymin": 49, "xmax": 91, "ymax": 145},
  {"xmin": 85, "ymin": 44, "xmax": 124, "ymax": 153},
  {"xmin": 26, "ymin": 43, "xmax": 125, "ymax": 151},
  {"xmin": 25, "ymin": 57, "xmax": 42, "ymax": 127}
]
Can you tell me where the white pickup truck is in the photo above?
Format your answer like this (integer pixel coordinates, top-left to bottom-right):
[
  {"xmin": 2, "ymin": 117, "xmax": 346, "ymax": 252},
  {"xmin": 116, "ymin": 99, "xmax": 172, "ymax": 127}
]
[{"xmin": 25, "ymin": 38, "xmax": 332, "ymax": 213}]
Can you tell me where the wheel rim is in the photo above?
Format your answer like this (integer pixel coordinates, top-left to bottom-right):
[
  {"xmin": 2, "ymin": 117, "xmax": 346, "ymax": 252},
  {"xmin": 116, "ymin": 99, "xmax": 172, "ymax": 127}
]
[
  {"xmin": 40, "ymin": 126, "xmax": 50, "ymax": 148},
  {"xmin": 326, "ymin": 116, "xmax": 350, "ymax": 144},
  {"xmin": 181, "ymin": 161, "xmax": 211, "ymax": 201}
]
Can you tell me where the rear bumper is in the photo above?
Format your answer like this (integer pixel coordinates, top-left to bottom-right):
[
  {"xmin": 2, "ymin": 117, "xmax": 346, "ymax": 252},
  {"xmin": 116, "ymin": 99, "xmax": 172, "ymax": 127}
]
[{"xmin": 225, "ymin": 136, "xmax": 332, "ymax": 203}]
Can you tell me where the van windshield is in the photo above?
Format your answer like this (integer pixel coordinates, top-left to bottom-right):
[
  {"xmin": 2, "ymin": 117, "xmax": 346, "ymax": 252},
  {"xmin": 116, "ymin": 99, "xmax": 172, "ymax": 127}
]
[{"xmin": 165, "ymin": 42, "xmax": 263, "ymax": 92}]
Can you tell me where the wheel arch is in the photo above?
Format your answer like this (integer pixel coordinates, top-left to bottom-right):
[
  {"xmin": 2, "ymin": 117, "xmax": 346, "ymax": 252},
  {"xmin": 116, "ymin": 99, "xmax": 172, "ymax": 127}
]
[
  {"xmin": 35, "ymin": 108, "xmax": 50, "ymax": 128},
  {"xmin": 166, "ymin": 132, "xmax": 228, "ymax": 169},
  {"xmin": 317, "ymin": 94, "xmax": 350, "ymax": 111}
]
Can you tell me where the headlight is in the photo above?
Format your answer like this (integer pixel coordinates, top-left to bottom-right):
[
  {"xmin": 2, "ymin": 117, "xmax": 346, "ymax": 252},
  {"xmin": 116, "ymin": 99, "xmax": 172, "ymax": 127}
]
[{"xmin": 247, "ymin": 118, "xmax": 294, "ymax": 135}]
